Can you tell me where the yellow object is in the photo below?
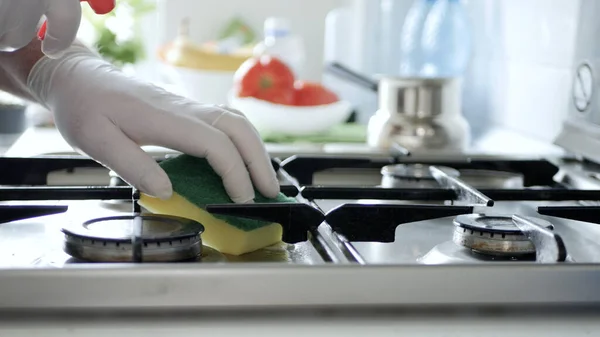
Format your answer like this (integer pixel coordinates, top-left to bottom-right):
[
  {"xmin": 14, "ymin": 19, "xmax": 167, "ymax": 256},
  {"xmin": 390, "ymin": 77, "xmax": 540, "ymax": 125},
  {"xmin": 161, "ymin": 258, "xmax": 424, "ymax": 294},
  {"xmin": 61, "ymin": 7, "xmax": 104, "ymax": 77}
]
[
  {"xmin": 139, "ymin": 192, "xmax": 283, "ymax": 256},
  {"xmin": 161, "ymin": 18, "xmax": 250, "ymax": 72}
]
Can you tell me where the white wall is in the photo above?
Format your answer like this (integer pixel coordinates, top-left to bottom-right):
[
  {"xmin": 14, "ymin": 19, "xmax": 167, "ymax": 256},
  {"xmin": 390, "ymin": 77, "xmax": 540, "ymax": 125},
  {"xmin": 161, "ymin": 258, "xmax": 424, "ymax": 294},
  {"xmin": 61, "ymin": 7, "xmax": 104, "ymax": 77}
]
[{"xmin": 463, "ymin": 0, "xmax": 581, "ymax": 142}]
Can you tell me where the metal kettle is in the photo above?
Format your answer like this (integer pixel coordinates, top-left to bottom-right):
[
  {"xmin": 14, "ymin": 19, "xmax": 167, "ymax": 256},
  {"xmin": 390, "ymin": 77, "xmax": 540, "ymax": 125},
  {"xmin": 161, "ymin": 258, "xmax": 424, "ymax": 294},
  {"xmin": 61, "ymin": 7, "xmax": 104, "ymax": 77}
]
[{"xmin": 325, "ymin": 63, "xmax": 471, "ymax": 152}]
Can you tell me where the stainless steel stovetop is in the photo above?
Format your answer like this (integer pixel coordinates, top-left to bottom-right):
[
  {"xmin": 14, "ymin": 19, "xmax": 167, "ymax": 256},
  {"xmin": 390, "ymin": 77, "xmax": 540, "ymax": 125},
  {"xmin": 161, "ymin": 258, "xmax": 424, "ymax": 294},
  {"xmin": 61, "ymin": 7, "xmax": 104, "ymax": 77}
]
[{"xmin": 2, "ymin": 152, "xmax": 600, "ymax": 312}]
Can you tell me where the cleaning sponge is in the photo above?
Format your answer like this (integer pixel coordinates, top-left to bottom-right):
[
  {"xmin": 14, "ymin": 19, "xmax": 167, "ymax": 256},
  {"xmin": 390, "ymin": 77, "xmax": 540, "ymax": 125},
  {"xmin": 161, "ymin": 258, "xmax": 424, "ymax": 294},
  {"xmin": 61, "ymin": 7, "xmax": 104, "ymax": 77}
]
[{"xmin": 138, "ymin": 154, "xmax": 296, "ymax": 255}]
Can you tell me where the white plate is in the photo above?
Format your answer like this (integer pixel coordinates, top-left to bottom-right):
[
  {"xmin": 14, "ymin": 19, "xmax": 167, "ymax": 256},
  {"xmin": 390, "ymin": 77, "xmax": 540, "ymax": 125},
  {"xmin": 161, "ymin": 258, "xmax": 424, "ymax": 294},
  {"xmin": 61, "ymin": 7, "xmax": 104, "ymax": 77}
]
[{"xmin": 228, "ymin": 92, "xmax": 353, "ymax": 136}]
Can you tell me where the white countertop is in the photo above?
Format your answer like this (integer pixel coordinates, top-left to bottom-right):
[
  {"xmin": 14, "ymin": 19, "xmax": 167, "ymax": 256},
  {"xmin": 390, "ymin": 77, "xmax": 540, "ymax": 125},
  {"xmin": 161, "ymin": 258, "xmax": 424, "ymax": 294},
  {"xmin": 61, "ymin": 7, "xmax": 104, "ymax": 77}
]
[{"xmin": 4, "ymin": 126, "xmax": 565, "ymax": 158}]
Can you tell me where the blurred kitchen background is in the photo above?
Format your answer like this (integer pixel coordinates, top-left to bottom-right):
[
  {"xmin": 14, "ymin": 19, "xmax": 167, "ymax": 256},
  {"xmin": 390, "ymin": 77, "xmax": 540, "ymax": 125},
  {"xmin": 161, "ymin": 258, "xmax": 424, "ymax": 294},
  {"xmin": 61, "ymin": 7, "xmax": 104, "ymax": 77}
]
[{"xmin": 0, "ymin": 0, "xmax": 581, "ymax": 157}]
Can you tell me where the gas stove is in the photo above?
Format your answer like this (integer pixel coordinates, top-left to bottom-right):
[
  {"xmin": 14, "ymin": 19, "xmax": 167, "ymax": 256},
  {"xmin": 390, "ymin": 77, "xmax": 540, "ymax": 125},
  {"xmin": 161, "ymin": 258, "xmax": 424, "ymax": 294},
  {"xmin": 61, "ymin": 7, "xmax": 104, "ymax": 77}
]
[{"xmin": 2, "ymin": 150, "xmax": 600, "ymax": 312}]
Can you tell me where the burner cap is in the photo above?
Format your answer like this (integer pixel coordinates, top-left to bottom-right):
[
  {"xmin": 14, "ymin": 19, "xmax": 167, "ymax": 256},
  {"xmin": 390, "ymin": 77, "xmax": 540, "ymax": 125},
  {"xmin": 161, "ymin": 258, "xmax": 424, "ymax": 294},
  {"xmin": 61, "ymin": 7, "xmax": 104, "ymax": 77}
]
[
  {"xmin": 381, "ymin": 164, "xmax": 460, "ymax": 180},
  {"xmin": 452, "ymin": 214, "xmax": 554, "ymax": 257},
  {"xmin": 62, "ymin": 214, "xmax": 205, "ymax": 263}
]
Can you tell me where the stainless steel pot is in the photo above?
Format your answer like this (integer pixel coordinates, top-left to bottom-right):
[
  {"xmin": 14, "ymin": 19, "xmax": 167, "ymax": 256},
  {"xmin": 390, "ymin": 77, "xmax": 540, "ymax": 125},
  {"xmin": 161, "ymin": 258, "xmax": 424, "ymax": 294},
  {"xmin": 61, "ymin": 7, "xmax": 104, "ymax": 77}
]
[{"xmin": 325, "ymin": 63, "xmax": 471, "ymax": 152}]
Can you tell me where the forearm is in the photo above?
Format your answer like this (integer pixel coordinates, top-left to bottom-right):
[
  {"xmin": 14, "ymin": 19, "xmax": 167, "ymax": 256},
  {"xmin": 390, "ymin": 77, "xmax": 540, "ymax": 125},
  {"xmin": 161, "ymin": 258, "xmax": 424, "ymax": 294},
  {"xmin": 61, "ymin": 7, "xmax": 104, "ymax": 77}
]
[
  {"xmin": 0, "ymin": 38, "xmax": 45, "ymax": 102},
  {"xmin": 0, "ymin": 38, "xmax": 90, "ymax": 104}
]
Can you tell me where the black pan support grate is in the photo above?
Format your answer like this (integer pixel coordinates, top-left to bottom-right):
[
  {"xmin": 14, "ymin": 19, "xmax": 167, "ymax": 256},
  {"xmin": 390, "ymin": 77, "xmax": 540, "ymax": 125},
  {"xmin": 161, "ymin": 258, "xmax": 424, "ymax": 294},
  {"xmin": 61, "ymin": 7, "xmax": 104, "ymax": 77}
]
[
  {"xmin": 279, "ymin": 155, "xmax": 562, "ymax": 186},
  {"xmin": 533, "ymin": 205, "xmax": 600, "ymax": 262},
  {"xmin": 1, "ymin": 155, "xmax": 598, "ymax": 263}
]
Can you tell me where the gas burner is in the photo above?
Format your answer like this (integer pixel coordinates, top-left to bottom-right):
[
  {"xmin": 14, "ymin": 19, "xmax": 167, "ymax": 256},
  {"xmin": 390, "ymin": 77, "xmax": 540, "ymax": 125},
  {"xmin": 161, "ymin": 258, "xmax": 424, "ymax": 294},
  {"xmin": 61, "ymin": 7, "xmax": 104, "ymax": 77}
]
[
  {"xmin": 108, "ymin": 170, "xmax": 128, "ymax": 187},
  {"xmin": 98, "ymin": 199, "xmax": 134, "ymax": 212},
  {"xmin": 457, "ymin": 169, "xmax": 525, "ymax": 189},
  {"xmin": 380, "ymin": 164, "xmax": 460, "ymax": 188},
  {"xmin": 419, "ymin": 241, "xmax": 575, "ymax": 264},
  {"xmin": 100, "ymin": 170, "xmax": 133, "ymax": 210},
  {"xmin": 63, "ymin": 245, "xmax": 228, "ymax": 264},
  {"xmin": 452, "ymin": 214, "xmax": 554, "ymax": 257},
  {"xmin": 357, "ymin": 199, "xmax": 449, "ymax": 206},
  {"xmin": 61, "ymin": 214, "xmax": 205, "ymax": 263}
]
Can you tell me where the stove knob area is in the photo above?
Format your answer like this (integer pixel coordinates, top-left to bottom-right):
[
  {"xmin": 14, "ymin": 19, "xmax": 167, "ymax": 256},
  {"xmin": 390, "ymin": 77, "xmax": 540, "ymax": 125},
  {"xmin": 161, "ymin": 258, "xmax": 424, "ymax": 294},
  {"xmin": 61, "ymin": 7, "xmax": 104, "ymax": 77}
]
[{"xmin": 572, "ymin": 62, "xmax": 593, "ymax": 113}]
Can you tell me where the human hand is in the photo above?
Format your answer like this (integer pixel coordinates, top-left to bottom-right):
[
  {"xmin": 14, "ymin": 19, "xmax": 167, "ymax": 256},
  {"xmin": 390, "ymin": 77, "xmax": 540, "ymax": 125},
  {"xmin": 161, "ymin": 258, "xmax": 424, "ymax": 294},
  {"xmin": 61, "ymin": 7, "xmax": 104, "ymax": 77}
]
[{"xmin": 27, "ymin": 45, "xmax": 280, "ymax": 203}]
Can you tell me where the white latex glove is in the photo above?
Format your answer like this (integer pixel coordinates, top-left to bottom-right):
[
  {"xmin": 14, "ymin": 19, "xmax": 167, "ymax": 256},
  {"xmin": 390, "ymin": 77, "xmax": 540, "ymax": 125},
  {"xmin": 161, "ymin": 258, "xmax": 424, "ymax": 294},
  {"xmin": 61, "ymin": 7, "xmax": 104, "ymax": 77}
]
[
  {"xmin": 0, "ymin": 0, "xmax": 82, "ymax": 58},
  {"xmin": 27, "ymin": 44, "xmax": 280, "ymax": 203}
]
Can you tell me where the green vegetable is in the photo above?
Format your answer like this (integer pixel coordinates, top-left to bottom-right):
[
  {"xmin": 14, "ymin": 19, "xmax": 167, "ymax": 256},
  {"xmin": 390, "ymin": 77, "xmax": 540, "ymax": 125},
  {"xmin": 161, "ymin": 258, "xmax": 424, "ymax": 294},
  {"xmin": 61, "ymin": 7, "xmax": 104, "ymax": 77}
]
[{"xmin": 83, "ymin": 0, "xmax": 156, "ymax": 67}]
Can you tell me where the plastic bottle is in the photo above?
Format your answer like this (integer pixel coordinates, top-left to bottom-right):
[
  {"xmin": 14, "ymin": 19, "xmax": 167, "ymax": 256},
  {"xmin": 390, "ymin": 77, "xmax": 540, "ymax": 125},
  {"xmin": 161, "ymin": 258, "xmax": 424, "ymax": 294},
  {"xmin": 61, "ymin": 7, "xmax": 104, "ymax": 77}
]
[
  {"xmin": 253, "ymin": 17, "xmax": 307, "ymax": 78},
  {"xmin": 420, "ymin": 0, "xmax": 472, "ymax": 77},
  {"xmin": 398, "ymin": 0, "xmax": 437, "ymax": 77},
  {"xmin": 380, "ymin": 0, "xmax": 414, "ymax": 75}
]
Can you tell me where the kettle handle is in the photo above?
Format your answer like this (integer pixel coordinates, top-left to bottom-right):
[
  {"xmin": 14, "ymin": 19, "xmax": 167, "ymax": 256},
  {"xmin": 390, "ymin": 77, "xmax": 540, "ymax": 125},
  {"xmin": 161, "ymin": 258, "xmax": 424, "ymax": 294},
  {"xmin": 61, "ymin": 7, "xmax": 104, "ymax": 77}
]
[{"xmin": 324, "ymin": 62, "xmax": 379, "ymax": 93}]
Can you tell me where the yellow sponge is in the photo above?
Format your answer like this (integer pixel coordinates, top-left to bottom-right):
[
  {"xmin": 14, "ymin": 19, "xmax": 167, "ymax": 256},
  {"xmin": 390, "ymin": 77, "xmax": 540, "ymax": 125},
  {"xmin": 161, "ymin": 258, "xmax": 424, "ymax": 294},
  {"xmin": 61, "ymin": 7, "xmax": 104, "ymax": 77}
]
[{"xmin": 138, "ymin": 155, "xmax": 295, "ymax": 256}]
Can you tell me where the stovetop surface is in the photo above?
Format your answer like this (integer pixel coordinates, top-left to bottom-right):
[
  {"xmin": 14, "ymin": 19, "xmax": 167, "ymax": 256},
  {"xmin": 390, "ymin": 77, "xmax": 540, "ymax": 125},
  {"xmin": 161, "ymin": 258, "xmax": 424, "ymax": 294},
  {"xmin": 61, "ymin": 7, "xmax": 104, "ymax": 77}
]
[
  {"xmin": 3, "ymin": 153, "xmax": 600, "ymax": 310},
  {"xmin": 1, "ymin": 153, "xmax": 600, "ymax": 267},
  {"xmin": 0, "ymin": 199, "xmax": 328, "ymax": 267}
]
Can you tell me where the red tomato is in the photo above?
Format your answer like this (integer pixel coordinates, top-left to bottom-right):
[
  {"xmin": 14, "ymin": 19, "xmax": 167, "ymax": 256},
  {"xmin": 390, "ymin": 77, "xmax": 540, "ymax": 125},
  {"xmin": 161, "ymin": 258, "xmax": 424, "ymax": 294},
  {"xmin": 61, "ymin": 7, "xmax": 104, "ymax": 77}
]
[
  {"xmin": 234, "ymin": 55, "xmax": 296, "ymax": 105},
  {"xmin": 293, "ymin": 81, "xmax": 339, "ymax": 106},
  {"xmin": 87, "ymin": 0, "xmax": 116, "ymax": 14}
]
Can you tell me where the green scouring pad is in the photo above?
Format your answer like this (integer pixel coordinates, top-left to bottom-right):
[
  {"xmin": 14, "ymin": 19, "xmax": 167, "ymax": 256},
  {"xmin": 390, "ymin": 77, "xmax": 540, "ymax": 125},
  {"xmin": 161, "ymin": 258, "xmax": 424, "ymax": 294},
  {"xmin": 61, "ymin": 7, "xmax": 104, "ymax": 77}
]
[{"xmin": 138, "ymin": 154, "xmax": 296, "ymax": 255}]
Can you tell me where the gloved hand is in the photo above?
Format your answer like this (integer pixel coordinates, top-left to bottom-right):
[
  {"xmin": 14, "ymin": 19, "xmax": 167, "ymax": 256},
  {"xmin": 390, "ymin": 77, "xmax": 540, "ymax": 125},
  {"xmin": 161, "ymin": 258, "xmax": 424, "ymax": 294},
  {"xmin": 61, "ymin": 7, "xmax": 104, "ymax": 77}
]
[{"xmin": 27, "ymin": 44, "xmax": 280, "ymax": 203}]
